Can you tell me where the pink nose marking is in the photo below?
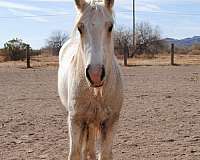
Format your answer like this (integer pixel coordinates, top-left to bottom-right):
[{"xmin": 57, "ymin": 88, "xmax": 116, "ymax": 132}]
[
  {"xmin": 90, "ymin": 69, "xmax": 101, "ymax": 83},
  {"xmin": 86, "ymin": 64, "xmax": 105, "ymax": 86}
]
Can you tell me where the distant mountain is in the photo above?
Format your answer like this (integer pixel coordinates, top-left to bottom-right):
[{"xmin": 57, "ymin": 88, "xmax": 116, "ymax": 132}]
[{"xmin": 164, "ymin": 36, "xmax": 200, "ymax": 47}]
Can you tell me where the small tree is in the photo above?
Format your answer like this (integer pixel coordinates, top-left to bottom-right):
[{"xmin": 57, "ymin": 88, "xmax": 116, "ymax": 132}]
[
  {"xmin": 45, "ymin": 31, "xmax": 68, "ymax": 56},
  {"xmin": 4, "ymin": 38, "xmax": 28, "ymax": 61},
  {"xmin": 135, "ymin": 22, "xmax": 165, "ymax": 57},
  {"xmin": 114, "ymin": 27, "xmax": 133, "ymax": 57}
]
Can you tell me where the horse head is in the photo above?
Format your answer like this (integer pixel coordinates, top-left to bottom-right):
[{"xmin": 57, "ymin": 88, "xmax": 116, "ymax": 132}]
[{"xmin": 75, "ymin": 0, "xmax": 115, "ymax": 88}]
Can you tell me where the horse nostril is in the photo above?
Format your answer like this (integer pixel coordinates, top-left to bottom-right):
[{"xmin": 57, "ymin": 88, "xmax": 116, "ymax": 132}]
[
  {"xmin": 86, "ymin": 64, "xmax": 105, "ymax": 86},
  {"xmin": 101, "ymin": 66, "xmax": 105, "ymax": 81},
  {"xmin": 86, "ymin": 65, "xmax": 93, "ymax": 84}
]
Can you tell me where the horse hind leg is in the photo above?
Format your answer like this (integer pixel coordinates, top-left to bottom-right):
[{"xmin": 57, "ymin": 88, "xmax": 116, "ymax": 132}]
[{"xmin": 82, "ymin": 122, "xmax": 97, "ymax": 160}]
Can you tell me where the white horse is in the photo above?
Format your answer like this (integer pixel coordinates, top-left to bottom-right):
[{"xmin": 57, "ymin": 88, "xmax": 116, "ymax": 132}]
[{"xmin": 58, "ymin": 0, "xmax": 123, "ymax": 159}]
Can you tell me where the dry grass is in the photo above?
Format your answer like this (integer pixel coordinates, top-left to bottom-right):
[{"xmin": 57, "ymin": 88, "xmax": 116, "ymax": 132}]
[
  {"xmin": 119, "ymin": 54, "xmax": 200, "ymax": 66},
  {"xmin": 0, "ymin": 50, "xmax": 6, "ymax": 62},
  {"xmin": 0, "ymin": 55, "xmax": 5, "ymax": 62},
  {"xmin": 0, "ymin": 54, "xmax": 59, "ymax": 68}
]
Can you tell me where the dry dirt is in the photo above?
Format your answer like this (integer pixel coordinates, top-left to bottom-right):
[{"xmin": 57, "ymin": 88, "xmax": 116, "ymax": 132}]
[{"xmin": 0, "ymin": 64, "xmax": 200, "ymax": 160}]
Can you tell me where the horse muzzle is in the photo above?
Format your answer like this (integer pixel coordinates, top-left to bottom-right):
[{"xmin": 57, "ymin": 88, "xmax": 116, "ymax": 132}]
[{"xmin": 86, "ymin": 64, "xmax": 105, "ymax": 88}]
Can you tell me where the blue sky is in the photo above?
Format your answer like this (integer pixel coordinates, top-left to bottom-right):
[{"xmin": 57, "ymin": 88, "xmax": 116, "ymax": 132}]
[
  {"xmin": 0, "ymin": 0, "xmax": 199, "ymax": 49},
  {"xmin": 136, "ymin": 0, "xmax": 200, "ymax": 40}
]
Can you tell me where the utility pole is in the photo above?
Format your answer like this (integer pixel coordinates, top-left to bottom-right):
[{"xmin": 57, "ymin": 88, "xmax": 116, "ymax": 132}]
[{"xmin": 133, "ymin": 0, "xmax": 136, "ymax": 56}]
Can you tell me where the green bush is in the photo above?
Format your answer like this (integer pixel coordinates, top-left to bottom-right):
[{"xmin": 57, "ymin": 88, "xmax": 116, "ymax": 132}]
[{"xmin": 4, "ymin": 38, "xmax": 29, "ymax": 61}]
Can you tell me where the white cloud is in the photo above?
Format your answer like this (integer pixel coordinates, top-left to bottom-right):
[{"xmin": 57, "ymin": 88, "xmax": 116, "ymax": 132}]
[
  {"xmin": 8, "ymin": 9, "xmax": 48, "ymax": 22},
  {"xmin": 117, "ymin": 0, "xmax": 132, "ymax": 7},
  {"xmin": 0, "ymin": 1, "xmax": 42, "ymax": 11},
  {"xmin": 139, "ymin": 0, "xmax": 200, "ymax": 4},
  {"xmin": 136, "ymin": 2, "xmax": 160, "ymax": 12},
  {"xmin": 116, "ymin": 12, "xmax": 132, "ymax": 20},
  {"xmin": 0, "ymin": 1, "xmax": 70, "ymax": 22},
  {"xmin": 115, "ymin": 0, "xmax": 160, "ymax": 12},
  {"xmin": 31, "ymin": 0, "xmax": 72, "ymax": 2},
  {"xmin": 0, "ymin": 0, "xmax": 135, "ymax": 23}
]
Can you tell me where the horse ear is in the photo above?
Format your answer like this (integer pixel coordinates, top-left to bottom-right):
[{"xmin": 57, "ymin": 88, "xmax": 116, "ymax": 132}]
[
  {"xmin": 104, "ymin": 0, "xmax": 114, "ymax": 10},
  {"xmin": 75, "ymin": 0, "xmax": 87, "ymax": 12}
]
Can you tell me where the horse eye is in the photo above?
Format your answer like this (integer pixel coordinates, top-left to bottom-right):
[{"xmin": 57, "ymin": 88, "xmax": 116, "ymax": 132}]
[
  {"xmin": 78, "ymin": 23, "xmax": 84, "ymax": 34},
  {"xmin": 78, "ymin": 26, "xmax": 82, "ymax": 34},
  {"xmin": 108, "ymin": 24, "xmax": 113, "ymax": 32}
]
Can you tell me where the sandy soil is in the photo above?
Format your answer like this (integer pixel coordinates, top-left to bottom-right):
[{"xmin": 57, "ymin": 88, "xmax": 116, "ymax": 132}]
[{"xmin": 0, "ymin": 65, "xmax": 200, "ymax": 160}]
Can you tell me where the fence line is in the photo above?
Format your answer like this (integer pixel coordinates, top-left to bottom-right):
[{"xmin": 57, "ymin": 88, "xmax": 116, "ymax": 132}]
[{"xmin": 171, "ymin": 43, "xmax": 175, "ymax": 65}]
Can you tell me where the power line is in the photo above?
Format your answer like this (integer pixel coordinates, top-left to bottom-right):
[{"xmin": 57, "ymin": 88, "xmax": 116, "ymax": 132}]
[
  {"xmin": 0, "ymin": 10, "xmax": 199, "ymax": 20},
  {"xmin": 0, "ymin": 14, "xmax": 69, "ymax": 19},
  {"xmin": 136, "ymin": 10, "xmax": 200, "ymax": 16},
  {"xmin": 0, "ymin": 11, "xmax": 132, "ymax": 19}
]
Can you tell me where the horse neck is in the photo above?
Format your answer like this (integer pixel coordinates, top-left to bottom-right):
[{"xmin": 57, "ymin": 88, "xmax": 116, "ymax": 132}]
[{"xmin": 73, "ymin": 43, "xmax": 85, "ymax": 73}]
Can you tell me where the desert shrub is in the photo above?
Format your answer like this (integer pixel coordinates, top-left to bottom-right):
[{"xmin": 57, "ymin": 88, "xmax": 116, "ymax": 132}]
[
  {"xmin": 45, "ymin": 31, "xmax": 68, "ymax": 56},
  {"xmin": 135, "ymin": 22, "xmax": 166, "ymax": 57},
  {"xmin": 114, "ymin": 27, "xmax": 133, "ymax": 57},
  {"xmin": 192, "ymin": 44, "xmax": 200, "ymax": 51},
  {"xmin": 0, "ymin": 49, "xmax": 6, "ymax": 62},
  {"xmin": 176, "ymin": 47, "xmax": 191, "ymax": 54},
  {"xmin": 31, "ymin": 49, "xmax": 41, "ymax": 56},
  {"xmin": 4, "ymin": 38, "xmax": 29, "ymax": 61},
  {"xmin": 0, "ymin": 49, "xmax": 5, "ymax": 56},
  {"xmin": 190, "ymin": 49, "xmax": 200, "ymax": 55}
]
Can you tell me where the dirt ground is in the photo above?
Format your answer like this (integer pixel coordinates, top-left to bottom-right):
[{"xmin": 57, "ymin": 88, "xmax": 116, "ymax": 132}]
[{"xmin": 0, "ymin": 64, "xmax": 200, "ymax": 160}]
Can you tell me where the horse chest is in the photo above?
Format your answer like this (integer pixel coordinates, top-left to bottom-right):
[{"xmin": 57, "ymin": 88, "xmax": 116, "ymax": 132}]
[
  {"xmin": 68, "ymin": 63, "xmax": 122, "ymax": 122},
  {"xmin": 69, "ymin": 92, "xmax": 114, "ymax": 122}
]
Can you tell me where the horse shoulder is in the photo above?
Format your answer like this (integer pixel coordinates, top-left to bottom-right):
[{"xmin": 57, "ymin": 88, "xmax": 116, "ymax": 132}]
[
  {"xmin": 112, "ymin": 57, "xmax": 124, "ymax": 102},
  {"xmin": 58, "ymin": 39, "xmax": 79, "ymax": 108},
  {"xmin": 59, "ymin": 39, "xmax": 78, "ymax": 65}
]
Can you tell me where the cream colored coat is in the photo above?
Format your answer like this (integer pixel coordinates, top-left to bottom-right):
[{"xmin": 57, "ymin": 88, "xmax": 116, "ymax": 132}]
[{"xmin": 58, "ymin": 0, "xmax": 123, "ymax": 159}]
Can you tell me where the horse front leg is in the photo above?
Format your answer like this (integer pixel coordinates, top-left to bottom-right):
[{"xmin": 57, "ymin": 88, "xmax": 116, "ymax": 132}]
[
  {"xmin": 98, "ymin": 119, "xmax": 118, "ymax": 160},
  {"xmin": 68, "ymin": 115, "xmax": 84, "ymax": 160},
  {"xmin": 82, "ymin": 123, "xmax": 96, "ymax": 160}
]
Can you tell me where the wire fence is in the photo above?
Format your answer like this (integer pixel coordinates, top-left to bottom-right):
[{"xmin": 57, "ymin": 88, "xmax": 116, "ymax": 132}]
[
  {"xmin": 1, "ymin": 42, "xmax": 200, "ymax": 69},
  {"xmin": 0, "ymin": 3, "xmax": 200, "ymax": 67}
]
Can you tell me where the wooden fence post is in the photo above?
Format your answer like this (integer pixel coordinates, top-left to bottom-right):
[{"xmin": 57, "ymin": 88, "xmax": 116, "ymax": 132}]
[
  {"xmin": 26, "ymin": 44, "xmax": 31, "ymax": 68},
  {"xmin": 171, "ymin": 43, "xmax": 175, "ymax": 65},
  {"xmin": 124, "ymin": 43, "xmax": 128, "ymax": 66}
]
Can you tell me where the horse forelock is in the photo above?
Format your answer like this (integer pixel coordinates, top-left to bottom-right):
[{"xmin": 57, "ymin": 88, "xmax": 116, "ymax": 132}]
[{"xmin": 70, "ymin": 2, "xmax": 115, "ymax": 41}]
